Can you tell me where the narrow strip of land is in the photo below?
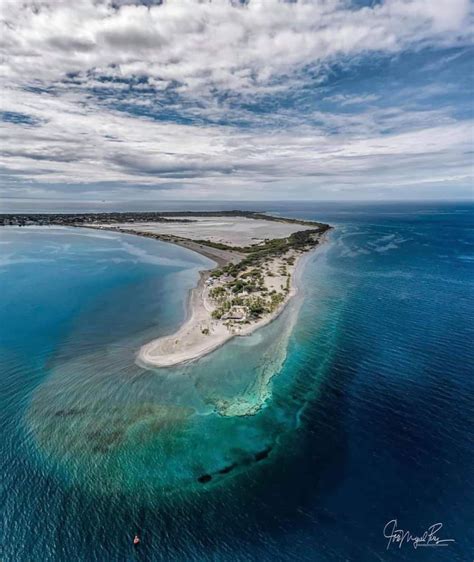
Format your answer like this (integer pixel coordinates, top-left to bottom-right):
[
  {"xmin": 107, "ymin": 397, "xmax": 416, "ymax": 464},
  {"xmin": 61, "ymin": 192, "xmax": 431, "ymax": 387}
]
[{"xmin": 92, "ymin": 214, "xmax": 331, "ymax": 368}]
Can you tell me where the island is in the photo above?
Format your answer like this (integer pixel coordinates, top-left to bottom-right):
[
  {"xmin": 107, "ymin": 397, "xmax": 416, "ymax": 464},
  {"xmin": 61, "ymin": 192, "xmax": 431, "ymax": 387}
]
[{"xmin": 0, "ymin": 211, "xmax": 331, "ymax": 367}]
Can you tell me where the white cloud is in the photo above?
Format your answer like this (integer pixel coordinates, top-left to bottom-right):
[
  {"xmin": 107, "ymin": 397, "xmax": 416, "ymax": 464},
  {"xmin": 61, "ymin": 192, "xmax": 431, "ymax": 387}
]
[
  {"xmin": 1, "ymin": 0, "xmax": 471, "ymax": 95},
  {"xmin": 1, "ymin": 82, "xmax": 471, "ymax": 193},
  {"xmin": 324, "ymin": 94, "xmax": 380, "ymax": 106},
  {"xmin": 0, "ymin": 0, "xmax": 472, "ymax": 201}
]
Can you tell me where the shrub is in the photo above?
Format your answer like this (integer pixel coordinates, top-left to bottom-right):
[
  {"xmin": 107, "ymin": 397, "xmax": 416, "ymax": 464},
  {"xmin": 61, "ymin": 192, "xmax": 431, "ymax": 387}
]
[
  {"xmin": 210, "ymin": 286, "xmax": 226, "ymax": 298},
  {"xmin": 248, "ymin": 296, "xmax": 268, "ymax": 317},
  {"xmin": 231, "ymin": 280, "xmax": 246, "ymax": 293}
]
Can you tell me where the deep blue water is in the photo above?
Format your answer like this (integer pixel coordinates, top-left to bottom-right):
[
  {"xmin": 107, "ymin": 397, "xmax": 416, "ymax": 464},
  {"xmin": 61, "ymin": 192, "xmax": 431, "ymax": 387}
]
[{"xmin": 0, "ymin": 202, "xmax": 473, "ymax": 561}]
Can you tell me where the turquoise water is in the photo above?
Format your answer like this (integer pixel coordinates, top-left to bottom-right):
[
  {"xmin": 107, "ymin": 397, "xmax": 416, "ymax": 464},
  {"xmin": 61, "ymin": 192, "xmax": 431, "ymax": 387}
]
[{"xmin": 1, "ymin": 203, "xmax": 473, "ymax": 561}]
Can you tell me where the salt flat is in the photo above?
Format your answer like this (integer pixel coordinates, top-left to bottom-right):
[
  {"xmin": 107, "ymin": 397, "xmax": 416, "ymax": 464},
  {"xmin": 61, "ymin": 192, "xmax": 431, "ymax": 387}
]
[{"xmin": 103, "ymin": 216, "xmax": 313, "ymax": 247}]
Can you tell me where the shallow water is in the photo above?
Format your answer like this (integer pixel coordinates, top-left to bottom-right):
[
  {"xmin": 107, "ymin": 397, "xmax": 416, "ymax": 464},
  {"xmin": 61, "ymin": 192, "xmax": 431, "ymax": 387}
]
[{"xmin": 1, "ymin": 203, "xmax": 473, "ymax": 561}]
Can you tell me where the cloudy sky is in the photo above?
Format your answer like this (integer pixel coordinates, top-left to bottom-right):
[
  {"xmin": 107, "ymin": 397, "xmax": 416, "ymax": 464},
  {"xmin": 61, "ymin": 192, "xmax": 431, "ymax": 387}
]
[{"xmin": 0, "ymin": 0, "xmax": 472, "ymax": 206}]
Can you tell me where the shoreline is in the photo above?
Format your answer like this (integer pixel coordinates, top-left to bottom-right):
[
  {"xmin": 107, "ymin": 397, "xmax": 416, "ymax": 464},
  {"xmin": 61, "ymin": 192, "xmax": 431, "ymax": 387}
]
[{"xmin": 136, "ymin": 232, "xmax": 328, "ymax": 369}]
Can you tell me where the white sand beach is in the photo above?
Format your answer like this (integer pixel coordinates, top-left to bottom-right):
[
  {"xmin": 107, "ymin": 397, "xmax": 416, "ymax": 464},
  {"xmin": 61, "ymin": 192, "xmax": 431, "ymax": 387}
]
[{"xmin": 136, "ymin": 244, "xmax": 321, "ymax": 369}]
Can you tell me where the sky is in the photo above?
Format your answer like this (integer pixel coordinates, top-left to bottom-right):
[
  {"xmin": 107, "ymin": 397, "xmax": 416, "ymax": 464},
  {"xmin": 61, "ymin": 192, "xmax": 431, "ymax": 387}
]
[{"xmin": 0, "ymin": 0, "xmax": 473, "ymax": 206}]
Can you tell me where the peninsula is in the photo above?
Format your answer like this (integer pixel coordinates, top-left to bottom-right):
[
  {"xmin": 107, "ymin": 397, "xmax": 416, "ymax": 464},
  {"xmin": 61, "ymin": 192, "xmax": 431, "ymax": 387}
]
[{"xmin": 0, "ymin": 211, "xmax": 331, "ymax": 367}]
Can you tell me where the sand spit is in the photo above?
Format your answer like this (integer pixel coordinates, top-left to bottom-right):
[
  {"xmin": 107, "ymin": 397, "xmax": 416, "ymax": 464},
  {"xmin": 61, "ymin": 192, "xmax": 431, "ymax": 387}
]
[{"xmin": 91, "ymin": 215, "xmax": 330, "ymax": 369}]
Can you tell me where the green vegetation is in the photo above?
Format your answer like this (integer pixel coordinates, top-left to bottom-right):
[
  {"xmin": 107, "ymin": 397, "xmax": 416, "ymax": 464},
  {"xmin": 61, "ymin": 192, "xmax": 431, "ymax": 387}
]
[
  {"xmin": 211, "ymin": 309, "xmax": 223, "ymax": 319},
  {"xmin": 209, "ymin": 286, "xmax": 226, "ymax": 298},
  {"xmin": 241, "ymin": 268, "xmax": 263, "ymax": 280},
  {"xmin": 248, "ymin": 296, "xmax": 268, "ymax": 317},
  {"xmin": 230, "ymin": 279, "xmax": 246, "ymax": 293},
  {"xmin": 200, "ymin": 223, "xmax": 330, "ymax": 326},
  {"xmin": 269, "ymin": 292, "xmax": 285, "ymax": 311},
  {"xmin": 194, "ymin": 240, "xmax": 233, "ymax": 251},
  {"xmin": 211, "ymin": 300, "xmax": 231, "ymax": 319}
]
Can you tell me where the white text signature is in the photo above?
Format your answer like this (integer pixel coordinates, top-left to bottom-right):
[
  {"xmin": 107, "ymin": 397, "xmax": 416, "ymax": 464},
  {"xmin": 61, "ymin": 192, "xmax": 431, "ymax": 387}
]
[{"xmin": 383, "ymin": 519, "xmax": 455, "ymax": 550}]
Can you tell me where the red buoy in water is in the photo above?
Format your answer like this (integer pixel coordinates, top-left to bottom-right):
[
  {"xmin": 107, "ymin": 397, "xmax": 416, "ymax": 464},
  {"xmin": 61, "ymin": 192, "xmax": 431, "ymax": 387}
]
[{"xmin": 133, "ymin": 535, "xmax": 140, "ymax": 546}]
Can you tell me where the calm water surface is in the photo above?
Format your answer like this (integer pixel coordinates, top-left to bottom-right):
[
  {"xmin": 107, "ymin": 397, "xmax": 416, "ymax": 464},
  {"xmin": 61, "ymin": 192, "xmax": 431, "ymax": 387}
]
[{"xmin": 0, "ymin": 202, "xmax": 473, "ymax": 561}]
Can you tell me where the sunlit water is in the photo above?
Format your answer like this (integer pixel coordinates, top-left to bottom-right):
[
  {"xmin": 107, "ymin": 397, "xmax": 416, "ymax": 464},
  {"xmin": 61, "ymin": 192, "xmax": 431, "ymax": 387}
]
[{"xmin": 1, "ymin": 202, "xmax": 473, "ymax": 561}]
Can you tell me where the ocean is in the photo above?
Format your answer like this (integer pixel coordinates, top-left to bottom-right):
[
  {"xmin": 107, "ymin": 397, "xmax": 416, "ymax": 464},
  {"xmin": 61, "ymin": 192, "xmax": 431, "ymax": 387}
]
[{"xmin": 0, "ymin": 202, "xmax": 472, "ymax": 561}]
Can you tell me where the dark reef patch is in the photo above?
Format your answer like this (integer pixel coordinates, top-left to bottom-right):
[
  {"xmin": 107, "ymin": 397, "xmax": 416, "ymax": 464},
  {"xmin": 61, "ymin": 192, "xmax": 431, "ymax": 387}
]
[
  {"xmin": 197, "ymin": 446, "xmax": 273, "ymax": 485},
  {"xmin": 54, "ymin": 407, "xmax": 86, "ymax": 417},
  {"xmin": 217, "ymin": 462, "xmax": 238, "ymax": 475},
  {"xmin": 254, "ymin": 446, "xmax": 272, "ymax": 462},
  {"xmin": 197, "ymin": 474, "xmax": 213, "ymax": 484}
]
